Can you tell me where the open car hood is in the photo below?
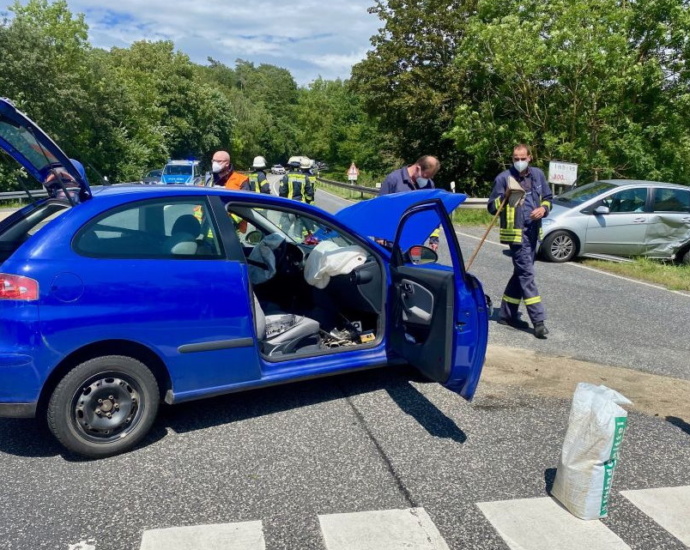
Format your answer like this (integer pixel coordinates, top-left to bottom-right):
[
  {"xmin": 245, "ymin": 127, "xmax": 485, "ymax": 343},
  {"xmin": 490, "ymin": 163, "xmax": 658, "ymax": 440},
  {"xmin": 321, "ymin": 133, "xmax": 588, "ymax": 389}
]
[
  {"xmin": 0, "ymin": 97, "xmax": 91, "ymax": 201},
  {"xmin": 335, "ymin": 189, "xmax": 467, "ymax": 244}
]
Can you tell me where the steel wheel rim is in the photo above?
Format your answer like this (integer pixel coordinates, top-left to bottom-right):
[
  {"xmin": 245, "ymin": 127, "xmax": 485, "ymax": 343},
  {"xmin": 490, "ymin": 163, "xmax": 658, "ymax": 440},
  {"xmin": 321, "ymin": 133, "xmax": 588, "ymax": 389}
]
[
  {"xmin": 550, "ymin": 235, "xmax": 574, "ymax": 260},
  {"xmin": 70, "ymin": 372, "xmax": 144, "ymax": 443}
]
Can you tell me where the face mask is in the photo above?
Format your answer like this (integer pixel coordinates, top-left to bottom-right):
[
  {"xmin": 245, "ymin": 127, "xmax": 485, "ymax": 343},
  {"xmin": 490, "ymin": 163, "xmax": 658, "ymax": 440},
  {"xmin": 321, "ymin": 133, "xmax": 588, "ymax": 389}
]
[
  {"xmin": 212, "ymin": 161, "xmax": 224, "ymax": 173},
  {"xmin": 513, "ymin": 160, "xmax": 529, "ymax": 173},
  {"xmin": 416, "ymin": 177, "xmax": 429, "ymax": 188}
]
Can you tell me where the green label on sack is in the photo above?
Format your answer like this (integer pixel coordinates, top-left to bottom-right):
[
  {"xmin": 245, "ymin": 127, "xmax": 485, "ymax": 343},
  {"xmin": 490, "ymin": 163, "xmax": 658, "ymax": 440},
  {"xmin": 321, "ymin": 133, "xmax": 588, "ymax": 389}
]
[{"xmin": 600, "ymin": 416, "xmax": 628, "ymax": 516}]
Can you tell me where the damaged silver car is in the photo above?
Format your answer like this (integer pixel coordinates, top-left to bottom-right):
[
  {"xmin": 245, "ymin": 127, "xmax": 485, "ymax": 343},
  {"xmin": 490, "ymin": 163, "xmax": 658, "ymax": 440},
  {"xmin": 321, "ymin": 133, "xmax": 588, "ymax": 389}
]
[{"xmin": 539, "ymin": 180, "xmax": 690, "ymax": 263}]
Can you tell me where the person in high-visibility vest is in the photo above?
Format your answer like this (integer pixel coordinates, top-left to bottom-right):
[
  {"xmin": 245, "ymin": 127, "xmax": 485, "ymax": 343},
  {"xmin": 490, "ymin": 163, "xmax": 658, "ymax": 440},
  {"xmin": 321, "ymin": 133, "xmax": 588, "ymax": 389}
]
[
  {"xmin": 279, "ymin": 158, "xmax": 314, "ymax": 203},
  {"xmin": 488, "ymin": 143, "xmax": 552, "ymax": 339},
  {"xmin": 205, "ymin": 150, "xmax": 250, "ymax": 191},
  {"xmin": 248, "ymin": 155, "xmax": 270, "ymax": 193}
]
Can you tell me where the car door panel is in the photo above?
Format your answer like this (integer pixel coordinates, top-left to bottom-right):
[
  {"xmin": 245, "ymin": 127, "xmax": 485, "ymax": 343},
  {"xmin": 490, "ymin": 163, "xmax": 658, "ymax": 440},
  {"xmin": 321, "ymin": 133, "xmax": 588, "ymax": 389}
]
[{"xmin": 389, "ymin": 200, "xmax": 488, "ymax": 400}]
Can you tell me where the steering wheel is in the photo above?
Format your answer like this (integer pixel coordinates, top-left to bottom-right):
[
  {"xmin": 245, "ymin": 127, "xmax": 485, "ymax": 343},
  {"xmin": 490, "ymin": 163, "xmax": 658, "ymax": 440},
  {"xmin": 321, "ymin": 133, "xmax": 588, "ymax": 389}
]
[{"xmin": 277, "ymin": 242, "xmax": 304, "ymax": 277}]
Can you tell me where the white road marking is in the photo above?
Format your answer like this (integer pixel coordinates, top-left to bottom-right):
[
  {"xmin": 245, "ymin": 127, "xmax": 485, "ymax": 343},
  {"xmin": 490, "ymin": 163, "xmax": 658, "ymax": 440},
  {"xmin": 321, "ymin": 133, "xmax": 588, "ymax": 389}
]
[
  {"xmin": 477, "ymin": 497, "xmax": 631, "ymax": 550},
  {"xmin": 67, "ymin": 541, "xmax": 96, "ymax": 550},
  {"xmin": 139, "ymin": 521, "xmax": 265, "ymax": 550},
  {"xmin": 318, "ymin": 507, "xmax": 450, "ymax": 550},
  {"xmin": 621, "ymin": 485, "xmax": 690, "ymax": 545},
  {"xmin": 455, "ymin": 230, "xmax": 690, "ymax": 298}
]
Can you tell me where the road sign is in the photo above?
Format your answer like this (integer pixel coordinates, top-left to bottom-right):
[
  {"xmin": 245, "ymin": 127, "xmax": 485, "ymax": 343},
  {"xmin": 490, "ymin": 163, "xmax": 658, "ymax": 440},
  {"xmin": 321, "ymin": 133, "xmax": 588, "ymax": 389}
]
[
  {"xmin": 548, "ymin": 161, "xmax": 578, "ymax": 186},
  {"xmin": 347, "ymin": 162, "xmax": 359, "ymax": 182}
]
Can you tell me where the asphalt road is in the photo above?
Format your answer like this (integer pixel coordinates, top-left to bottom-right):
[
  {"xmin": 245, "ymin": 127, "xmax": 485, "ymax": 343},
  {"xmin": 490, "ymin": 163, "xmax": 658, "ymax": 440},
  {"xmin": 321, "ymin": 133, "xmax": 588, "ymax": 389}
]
[{"xmin": 0, "ymin": 183, "xmax": 688, "ymax": 549}]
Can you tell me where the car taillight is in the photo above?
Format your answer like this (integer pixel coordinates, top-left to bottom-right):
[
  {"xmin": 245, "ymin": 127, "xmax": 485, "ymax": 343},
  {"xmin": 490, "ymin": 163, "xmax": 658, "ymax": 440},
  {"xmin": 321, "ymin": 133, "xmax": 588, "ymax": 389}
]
[{"xmin": 0, "ymin": 274, "xmax": 39, "ymax": 300}]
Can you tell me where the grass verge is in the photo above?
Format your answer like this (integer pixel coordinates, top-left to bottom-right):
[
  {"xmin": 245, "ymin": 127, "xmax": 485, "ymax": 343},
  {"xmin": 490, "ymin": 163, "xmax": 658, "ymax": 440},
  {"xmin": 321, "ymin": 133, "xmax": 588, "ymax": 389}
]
[
  {"xmin": 452, "ymin": 208, "xmax": 493, "ymax": 226},
  {"xmin": 581, "ymin": 257, "xmax": 690, "ymax": 291}
]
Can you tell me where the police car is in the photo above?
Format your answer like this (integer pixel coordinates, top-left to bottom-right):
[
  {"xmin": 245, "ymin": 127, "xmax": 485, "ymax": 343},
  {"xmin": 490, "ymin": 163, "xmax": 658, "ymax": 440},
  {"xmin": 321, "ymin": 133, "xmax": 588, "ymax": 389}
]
[{"xmin": 160, "ymin": 160, "xmax": 202, "ymax": 185}]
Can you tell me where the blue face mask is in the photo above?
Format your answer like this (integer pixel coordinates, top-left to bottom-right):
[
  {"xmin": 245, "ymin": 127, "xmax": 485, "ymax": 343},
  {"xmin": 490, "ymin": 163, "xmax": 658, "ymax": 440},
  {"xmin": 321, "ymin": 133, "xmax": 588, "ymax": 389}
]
[{"xmin": 416, "ymin": 177, "xmax": 429, "ymax": 188}]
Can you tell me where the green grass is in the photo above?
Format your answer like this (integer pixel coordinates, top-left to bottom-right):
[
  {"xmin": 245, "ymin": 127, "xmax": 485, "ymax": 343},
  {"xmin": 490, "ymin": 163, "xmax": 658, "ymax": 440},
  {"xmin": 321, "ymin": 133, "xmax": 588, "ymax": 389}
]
[
  {"xmin": 582, "ymin": 257, "xmax": 690, "ymax": 291},
  {"xmin": 452, "ymin": 208, "xmax": 493, "ymax": 226}
]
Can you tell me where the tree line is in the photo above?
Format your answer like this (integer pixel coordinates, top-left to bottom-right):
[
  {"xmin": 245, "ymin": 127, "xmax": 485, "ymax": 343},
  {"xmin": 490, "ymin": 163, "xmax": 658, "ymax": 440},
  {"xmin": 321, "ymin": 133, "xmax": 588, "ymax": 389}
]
[{"xmin": 2, "ymin": 0, "xmax": 689, "ymax": 196}]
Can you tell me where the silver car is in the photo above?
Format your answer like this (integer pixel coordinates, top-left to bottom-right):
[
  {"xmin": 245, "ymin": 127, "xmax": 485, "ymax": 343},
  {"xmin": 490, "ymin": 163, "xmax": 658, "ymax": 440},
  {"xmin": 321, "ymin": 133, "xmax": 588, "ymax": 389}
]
[{"xmin": 539, "ymin": 180, "xmax": 690, "ymax": 263}]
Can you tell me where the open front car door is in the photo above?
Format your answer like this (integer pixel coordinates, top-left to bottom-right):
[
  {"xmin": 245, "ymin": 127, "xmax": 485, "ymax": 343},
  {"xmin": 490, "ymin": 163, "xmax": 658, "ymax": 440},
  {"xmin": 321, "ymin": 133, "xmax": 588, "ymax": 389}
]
[{"xmin": 389, "ymin": 197, "xmax": 489, "ymax": 399}]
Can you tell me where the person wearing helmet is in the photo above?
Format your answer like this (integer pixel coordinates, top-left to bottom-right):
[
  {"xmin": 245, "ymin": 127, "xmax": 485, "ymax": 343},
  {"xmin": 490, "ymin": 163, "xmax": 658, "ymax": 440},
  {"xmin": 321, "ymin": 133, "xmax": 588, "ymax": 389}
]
[
  {"xmin": 249, "ymin": 155, "xmax": 270, "ymax": 194},
  {"xmin": 279, "ymin": 157, "xmax": 314, "ymax": 204}
]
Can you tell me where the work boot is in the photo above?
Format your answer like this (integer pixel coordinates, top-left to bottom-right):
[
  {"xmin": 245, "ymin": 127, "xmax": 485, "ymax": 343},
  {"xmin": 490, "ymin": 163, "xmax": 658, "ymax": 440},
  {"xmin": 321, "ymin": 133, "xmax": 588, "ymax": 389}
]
[
  {"xmin": 497, "ymin": 316, "xmax": 530, "ymax": 330},
  {"xmin": 534, "ymin": 321, "xmax": 549, "ymax": 339}
]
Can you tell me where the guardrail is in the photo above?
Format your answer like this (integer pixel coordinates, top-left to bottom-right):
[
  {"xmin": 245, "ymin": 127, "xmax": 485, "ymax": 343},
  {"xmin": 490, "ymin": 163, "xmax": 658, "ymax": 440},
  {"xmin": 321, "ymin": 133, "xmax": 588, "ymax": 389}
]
[{"xmin": 316, "ymin": 176, "xmax": 488, "ymax": 208}]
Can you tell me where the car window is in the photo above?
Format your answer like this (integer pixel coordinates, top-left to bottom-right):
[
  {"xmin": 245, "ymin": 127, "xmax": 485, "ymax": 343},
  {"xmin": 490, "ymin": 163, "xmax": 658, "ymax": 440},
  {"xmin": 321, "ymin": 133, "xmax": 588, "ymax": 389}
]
[
  {"xmin": 653, "ymin": 188, "xmax": 690, "ymax": 213},
  {"xmin": 554, "ymin": 181, "xmax": 617, "ymax": 207},
  {"xmin": 74, "ymin": 198, "xmax": 223, "ymax": 258},
  {"xmin": 604, "ymin": 188, "xmax": 647, "ymax": 213}
]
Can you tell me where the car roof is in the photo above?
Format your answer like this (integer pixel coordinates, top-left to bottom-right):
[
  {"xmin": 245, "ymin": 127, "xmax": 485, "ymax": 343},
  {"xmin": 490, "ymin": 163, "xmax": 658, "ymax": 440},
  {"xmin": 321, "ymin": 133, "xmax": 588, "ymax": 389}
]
[{"xmin": 597, "ymin": 179, "xmax": 689, "ymax": 190}]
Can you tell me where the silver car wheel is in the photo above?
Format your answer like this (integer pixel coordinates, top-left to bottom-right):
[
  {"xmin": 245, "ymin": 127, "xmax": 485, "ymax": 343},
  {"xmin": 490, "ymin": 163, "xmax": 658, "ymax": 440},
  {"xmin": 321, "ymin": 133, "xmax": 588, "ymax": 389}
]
[{"xmin": 543, "ymin": 231, "xmax": 577, "ymax": 262}]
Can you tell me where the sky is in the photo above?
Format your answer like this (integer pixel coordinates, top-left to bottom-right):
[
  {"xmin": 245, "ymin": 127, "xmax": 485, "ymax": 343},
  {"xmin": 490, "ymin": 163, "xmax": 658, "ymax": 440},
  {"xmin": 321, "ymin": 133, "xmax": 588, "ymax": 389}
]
[{"xmin": 47, "ymin": 0, "xmax": 382, "ymax": 86}]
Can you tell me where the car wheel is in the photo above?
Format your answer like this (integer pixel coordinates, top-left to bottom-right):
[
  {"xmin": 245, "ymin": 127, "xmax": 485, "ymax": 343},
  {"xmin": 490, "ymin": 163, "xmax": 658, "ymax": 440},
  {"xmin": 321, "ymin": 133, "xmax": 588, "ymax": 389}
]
[
  {"xmin": 47, "ymin": 356, "xmax": 159, "ymax": 458},
  {"xmin": 542, "ymin": 230, "xmax": 577, "ymax": 262}
]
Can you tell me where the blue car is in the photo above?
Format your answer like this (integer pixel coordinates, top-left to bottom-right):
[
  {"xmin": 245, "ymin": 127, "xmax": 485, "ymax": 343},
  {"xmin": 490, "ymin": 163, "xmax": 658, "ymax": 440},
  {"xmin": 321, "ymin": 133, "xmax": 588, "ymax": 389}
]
[{"xmin": 0, "ymin": 98, "xmax": 489, "ymax": 458}]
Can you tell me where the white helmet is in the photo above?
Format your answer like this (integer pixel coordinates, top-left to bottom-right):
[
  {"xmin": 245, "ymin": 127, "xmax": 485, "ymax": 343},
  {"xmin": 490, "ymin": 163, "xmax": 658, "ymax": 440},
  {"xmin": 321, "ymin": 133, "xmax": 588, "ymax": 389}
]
[
  {"xmin": 300, "ymin": 157, "xmax": 312, "ymax": 170},
  {"xmin": 252, "ymin": 156, "xmax": 267, "ymax": 169}
]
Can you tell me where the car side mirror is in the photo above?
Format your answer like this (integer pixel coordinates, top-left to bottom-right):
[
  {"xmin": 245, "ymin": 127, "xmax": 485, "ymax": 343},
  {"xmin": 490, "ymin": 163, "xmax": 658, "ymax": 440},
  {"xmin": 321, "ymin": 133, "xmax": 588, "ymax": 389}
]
[
  {"xmin": 245, "ymin": 230, "xmax": 263, "ymax": 244},
  {"xmin": 593, "ymin": 205, "xmax": 610, "ymax": 215},
  {"xmin": 404, "ymin": 245, "xmax": 438, "ymax": 265}
]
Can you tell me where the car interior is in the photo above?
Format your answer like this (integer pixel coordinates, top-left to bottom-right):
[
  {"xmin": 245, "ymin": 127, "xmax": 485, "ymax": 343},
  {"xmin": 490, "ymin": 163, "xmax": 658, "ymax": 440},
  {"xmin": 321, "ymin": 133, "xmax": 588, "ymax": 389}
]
[{"xmin": 226, "ymin": 203, "xmax": 385, "ymax": 359}]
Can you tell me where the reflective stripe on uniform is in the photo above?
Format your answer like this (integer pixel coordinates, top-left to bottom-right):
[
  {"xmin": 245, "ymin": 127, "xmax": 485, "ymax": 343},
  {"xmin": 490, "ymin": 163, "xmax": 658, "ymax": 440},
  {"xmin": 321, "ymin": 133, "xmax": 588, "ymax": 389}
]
[
  {"xmin": 502, "ymin": 294, "xmax": 522, "ymax": 305},
  {"xmin": 524, "ymin": 296, "xmax": 542, "ymax": 305}
]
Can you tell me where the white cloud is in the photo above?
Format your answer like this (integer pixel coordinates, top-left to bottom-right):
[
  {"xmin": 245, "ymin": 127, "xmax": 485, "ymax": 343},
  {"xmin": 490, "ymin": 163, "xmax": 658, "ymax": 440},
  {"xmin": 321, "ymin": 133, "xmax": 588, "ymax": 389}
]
[{"xmin": 49, "ymin": 0, "xmax": 381, "ymax": 85}]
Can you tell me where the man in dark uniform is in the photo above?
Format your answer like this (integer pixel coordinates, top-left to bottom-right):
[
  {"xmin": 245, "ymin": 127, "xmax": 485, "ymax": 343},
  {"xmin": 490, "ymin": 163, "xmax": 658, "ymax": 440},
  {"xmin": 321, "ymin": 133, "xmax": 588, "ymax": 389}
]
[
  {"xmin": 379, "ymin": 155, "xmax": 441, "ymax": 250},
  {"xmin": 488, "ymin": 144, "xmax": 553, "ymax": 339}
]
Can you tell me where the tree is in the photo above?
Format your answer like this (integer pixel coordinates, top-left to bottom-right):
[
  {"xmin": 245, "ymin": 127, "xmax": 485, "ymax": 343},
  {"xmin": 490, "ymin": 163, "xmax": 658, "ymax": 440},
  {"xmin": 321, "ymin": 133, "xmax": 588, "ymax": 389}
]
[{"xmin": 446, "ymin": 0, "xmax": 690, "ymax": 193}]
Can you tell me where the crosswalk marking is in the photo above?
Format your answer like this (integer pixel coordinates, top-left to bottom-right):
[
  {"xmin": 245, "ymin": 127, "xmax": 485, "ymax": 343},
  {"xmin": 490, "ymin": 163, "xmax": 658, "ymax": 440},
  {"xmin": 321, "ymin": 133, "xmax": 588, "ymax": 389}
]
[
  {"xmin": 139, "ymin": 520, "xmax": 265, "ymax": 550},
  {"xmin": 318, "ymin": 508, "xmax": 451, "ymax": 550},
  {"xmin": 477, "ymin": 497, "xmax": 631, "ymax": 550},
  {"xmin": 621, "ymin": 485, "xmax": 690, "ymax": 546}
]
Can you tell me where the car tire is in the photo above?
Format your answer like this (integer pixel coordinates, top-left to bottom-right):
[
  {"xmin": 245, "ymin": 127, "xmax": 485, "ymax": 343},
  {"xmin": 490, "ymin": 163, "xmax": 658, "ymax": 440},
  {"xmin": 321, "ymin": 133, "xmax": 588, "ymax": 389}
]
[
  {"xmin": 542, "ymin": 230, "xmax": 577, "ymax": 262},
  {"xmin": 47, "ymin": 356, "xmax": 159, "ymax": 458}
]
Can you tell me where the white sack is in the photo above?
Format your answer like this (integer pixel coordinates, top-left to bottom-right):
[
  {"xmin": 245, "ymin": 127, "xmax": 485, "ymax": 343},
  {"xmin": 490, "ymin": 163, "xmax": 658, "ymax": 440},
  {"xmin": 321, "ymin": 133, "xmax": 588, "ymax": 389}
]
[
  {"xmin": 552, "ymin": 383, "xmax": 632, "ymax": 520},
  {"xmin": 304, "ymin": 240, "xmax": 367, "ymax": 289}
]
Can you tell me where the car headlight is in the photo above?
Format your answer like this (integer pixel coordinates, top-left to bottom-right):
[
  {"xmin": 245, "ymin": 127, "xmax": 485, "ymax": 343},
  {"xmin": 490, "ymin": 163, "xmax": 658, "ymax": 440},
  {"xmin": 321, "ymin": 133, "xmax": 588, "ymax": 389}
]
[{"xmin": 542, "ymin": 218, "xmax": 554, "ymax": 226}]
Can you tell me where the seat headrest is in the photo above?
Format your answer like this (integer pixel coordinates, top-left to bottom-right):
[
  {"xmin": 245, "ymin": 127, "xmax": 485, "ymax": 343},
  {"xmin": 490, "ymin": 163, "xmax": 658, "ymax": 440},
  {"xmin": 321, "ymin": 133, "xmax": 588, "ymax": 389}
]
[{"xmin": 172, "ymin": 214, "xmax": 201, "ymax": 237}]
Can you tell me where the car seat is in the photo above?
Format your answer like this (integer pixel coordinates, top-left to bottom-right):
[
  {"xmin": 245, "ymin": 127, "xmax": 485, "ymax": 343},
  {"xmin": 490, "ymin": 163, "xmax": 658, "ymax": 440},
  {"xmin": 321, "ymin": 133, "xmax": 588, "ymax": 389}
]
[
  {"xmin": 168, "ymin": 214, "xmax": 201, "ymax": 255},
  {"xmin": 253, "ymin": 295, "xmax": 320, "ymax": 356}
]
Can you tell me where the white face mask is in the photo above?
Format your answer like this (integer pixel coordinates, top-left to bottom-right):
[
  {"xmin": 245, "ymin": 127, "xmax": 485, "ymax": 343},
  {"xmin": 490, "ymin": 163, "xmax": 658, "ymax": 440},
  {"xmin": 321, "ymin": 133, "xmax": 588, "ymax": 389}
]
[
  {"xmin": 416, "ymin": 177, "xmax": 429, "ymax": 188},
  {"xmin": 212, "ymin": 161, "xmax": 224, "ymax": 174},
  {"xmin": 513, "ymin": 160, "xmax": 529, "ymax": 173}
]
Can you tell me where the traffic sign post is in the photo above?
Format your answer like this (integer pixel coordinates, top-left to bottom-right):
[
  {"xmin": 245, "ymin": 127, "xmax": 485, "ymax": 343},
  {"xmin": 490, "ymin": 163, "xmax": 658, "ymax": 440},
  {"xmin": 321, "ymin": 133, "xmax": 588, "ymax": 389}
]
[{"xmin": 347, "ymin": 162, "xmax": 359, "ymax": 184}]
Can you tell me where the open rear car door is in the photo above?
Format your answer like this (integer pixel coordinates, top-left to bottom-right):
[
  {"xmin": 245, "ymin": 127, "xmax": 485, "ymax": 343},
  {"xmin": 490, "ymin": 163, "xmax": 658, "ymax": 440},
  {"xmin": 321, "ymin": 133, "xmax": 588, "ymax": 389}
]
[{"xmin": 389, "ymin": 197, "xmax": 489, "ymax": 399}]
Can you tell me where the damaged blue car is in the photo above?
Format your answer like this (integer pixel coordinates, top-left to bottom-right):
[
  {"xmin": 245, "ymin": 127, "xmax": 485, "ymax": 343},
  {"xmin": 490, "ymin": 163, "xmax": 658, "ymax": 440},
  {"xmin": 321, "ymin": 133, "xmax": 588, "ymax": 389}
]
[{"xmin": 0, "ymin": 98, "xmax": 489, "ymax": 458}]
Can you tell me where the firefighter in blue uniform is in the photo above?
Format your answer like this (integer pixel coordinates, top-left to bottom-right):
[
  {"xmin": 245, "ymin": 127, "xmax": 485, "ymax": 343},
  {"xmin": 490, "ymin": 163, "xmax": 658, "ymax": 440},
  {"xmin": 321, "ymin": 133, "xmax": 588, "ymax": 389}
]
[{"xmin": 488, "ymin": 144, "xmax": 553, "ymax": 339}]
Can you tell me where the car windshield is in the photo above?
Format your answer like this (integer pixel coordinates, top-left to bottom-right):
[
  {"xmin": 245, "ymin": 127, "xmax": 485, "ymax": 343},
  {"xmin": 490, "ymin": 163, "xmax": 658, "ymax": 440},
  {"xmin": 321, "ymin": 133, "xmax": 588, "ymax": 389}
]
[
  {"xmin": 146, "ymin": 170, "xmax": 162, "ymax": 177},
  {"xmin": 553, "ymin": 181, "xmax": 618, "ymax": 208},
  {"xmin": 163, "ymin": 165, "xmax": 192, "ymax": 175}
]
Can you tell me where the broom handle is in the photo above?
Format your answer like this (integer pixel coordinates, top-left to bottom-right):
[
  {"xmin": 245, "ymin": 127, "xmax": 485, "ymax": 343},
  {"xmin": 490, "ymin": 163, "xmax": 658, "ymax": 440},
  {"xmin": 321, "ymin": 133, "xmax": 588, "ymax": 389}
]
[{"xmin": 465, "ymin": 193, "xmax": 509, "ymax": 271}]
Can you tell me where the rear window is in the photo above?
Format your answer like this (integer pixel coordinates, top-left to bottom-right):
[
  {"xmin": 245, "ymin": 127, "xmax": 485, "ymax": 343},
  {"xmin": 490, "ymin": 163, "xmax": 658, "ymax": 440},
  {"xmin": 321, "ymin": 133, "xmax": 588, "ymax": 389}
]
[
  {"xmin": 0, "ymin": 202, "xmax": 69, "ymax": 263},
  {"xmin": 0, "ymin": 115, "xmax": 58, "ymax": 173}
]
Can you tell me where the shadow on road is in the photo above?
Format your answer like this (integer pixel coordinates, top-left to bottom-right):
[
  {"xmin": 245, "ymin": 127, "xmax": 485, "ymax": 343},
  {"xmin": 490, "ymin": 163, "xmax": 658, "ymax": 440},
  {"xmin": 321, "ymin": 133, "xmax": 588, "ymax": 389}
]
[
  {"xmin": 544, "ymin": 467, "xmax": 557, "ymax": 495},
  {"xmin": 0, "ymin": 367, "xmax": 469, "ymax": 458},
  {"xmin": 666, "ymin": 416, "xmax": 690, "ymax": 435}
]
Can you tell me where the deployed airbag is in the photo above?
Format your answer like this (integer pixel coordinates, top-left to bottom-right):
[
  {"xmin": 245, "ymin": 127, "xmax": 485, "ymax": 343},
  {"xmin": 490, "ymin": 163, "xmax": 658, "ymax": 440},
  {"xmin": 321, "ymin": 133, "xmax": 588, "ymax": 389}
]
[{"xmin": 304, "ymin": 240, "xmax": 368, "ymax": 289}]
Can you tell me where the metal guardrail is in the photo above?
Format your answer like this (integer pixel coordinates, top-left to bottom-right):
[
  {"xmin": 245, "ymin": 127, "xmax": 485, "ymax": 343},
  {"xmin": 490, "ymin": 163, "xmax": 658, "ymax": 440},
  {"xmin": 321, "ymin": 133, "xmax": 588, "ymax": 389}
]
[{"xmin": 316, "ymin": 176, "xmax": 488, "ymax": 208}]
